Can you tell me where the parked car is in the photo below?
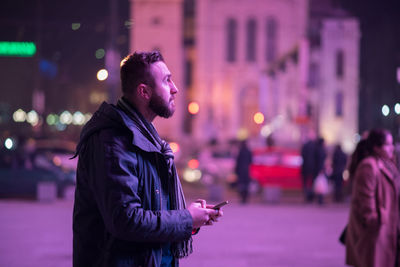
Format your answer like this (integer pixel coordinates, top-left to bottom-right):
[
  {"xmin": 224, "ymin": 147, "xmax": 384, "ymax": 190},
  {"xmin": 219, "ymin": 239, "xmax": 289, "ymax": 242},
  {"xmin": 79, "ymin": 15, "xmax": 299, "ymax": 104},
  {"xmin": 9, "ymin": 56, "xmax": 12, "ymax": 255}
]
[
  {"xmin": 179, "ymin": 141, "xmax": 238, "ymax": 184},
  {"xmin": 0, "ymin": 167, "xmax": 74, "ymax": 199},
  {"xmin": 0, "ymin": 139, "xmax": 76, "ymax": 199},
  {"xmin": 250, "ymin": 147, "xmax": 302, "ymax": 190}
]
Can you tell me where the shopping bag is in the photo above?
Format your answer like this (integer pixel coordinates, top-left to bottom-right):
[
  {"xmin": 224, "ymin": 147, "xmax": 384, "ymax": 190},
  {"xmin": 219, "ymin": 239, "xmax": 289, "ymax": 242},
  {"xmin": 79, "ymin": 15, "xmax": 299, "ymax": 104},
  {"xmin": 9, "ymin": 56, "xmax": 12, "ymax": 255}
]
[{"xmin": 313, "ymin": 172, "xmax": 329, "ymax": 195}]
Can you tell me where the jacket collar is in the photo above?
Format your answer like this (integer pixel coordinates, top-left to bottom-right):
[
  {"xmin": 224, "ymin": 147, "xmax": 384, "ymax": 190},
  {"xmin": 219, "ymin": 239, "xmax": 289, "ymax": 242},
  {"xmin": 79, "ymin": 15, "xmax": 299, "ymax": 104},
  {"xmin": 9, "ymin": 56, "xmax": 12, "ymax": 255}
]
[
  {"xmin": 76, "ymin": 102, "xmax": 162, "ymax": 155},
  {"xmin": 376, "ymin": 157, "xmax": 396, "ymax": 184},
  {"xmin": 113, "ymin": 103, "xmax": 162, "ymax": 154}
]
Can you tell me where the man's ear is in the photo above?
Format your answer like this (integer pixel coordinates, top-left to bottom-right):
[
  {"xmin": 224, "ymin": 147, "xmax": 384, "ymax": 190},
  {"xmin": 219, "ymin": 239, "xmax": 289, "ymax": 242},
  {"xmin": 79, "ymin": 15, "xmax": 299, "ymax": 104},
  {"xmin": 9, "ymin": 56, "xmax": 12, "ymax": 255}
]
[{"xmin": 137, "ymin": 83, "xmax": 152, "ymax": 100}]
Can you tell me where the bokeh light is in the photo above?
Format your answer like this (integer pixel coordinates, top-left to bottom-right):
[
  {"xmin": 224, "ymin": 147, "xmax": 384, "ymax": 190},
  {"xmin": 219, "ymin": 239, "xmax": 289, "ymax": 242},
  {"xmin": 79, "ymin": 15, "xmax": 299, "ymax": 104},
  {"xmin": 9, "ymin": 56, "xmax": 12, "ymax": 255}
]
[
  {"xmin": 124, "ymin": 20, "xmax": 133, "ymax": 29},
  {"xmin": 253, "ymin": 112, "xmax": 265, "ymax": 124},
  {"xmin": 188, "ymin": 102, "xmax": 200, "ymax": 115},
  {"xmin": 56, "ymin": 122, "xmax": 67, "ymax": 131},
  {"xmin": 188, "ymin": 159, "xmax": 199, "ymax": 169},
  {"xmin": 4, "ymin": 138, "xmax": 14, "ymax": 150},
  {"xmin": 182, "ymin": 168, "xmax": 202, "ymax": 183},
  {"xmin": 72, "ymin": 111, "xmax": 85, "ymax": 125},
  {"xmin": 397, "ymin": 67, "xmax": 400, "ymax": 84},
  {"xmin": 95, "ymin": 48, "xmax": 105, "ymax": 59},
  {"xmin": 261, "ymin": 125, "xmax": 272, "ymax": 137},
  {"xmin": 26, "ymin": 110, "xmax": 39, "ymax": 126},
  {"xmin": 52, "ymin": 156, "xmax": 62, "ymax": 166},
  {"xmin": 97, "ymin": 69, "xmax": 108, "ymax": 81},
  {"xmin": 169, "ymin": 142, "xmax": 179, "ymax": 153},
  {"xmin": 71, "ymin": 23, "xmax": 81, "ymax": 30},
  {"xmin": 382, "ymin": 104, "xmax": 390, "ymax": 116},
  {"xmin": 237, "ymin": 128, "xmax": 248, "ymax": 140},
  {"xmin": 394, "ymin": 103, "xmax": 400, "ymax": 115},
  {"xmin": 343, "ymin": 170, "xmax": 349, "ymax": 181},
  {"xmin": 60, "ymin": 111, "xmax": 73, "ymax": 124},
  {"xmin": 353, "ymin": 133, "xmax": 361, "ymax": 143},
  {"xmin": 13, "ymin": 109, "xmax": 26, "ymax": 122},
  {"xmin": 46, "ymin": 114, "xmax": 58, "ymax": 125}
]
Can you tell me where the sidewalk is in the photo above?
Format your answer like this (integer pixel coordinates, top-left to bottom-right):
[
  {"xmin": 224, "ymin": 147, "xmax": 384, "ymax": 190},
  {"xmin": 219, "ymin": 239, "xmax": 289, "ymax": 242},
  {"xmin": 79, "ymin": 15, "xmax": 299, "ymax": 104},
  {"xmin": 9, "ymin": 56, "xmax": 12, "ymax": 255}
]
[
  {"xmin": 181, "ymin": 202, "xmax": 348, "ymax": 267},
  {"xmin": 0, "ymin": 186, "xmax": 349, "ymax": 267}
]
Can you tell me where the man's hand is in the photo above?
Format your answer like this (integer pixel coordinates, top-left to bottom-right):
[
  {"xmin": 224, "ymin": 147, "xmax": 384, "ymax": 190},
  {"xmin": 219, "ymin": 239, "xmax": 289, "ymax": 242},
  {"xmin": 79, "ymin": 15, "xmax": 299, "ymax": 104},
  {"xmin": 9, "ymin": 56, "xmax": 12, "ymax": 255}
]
[
  {"xmin": 188, "ymin": 199, "xmax": 223, "ymax": 229},
  {"xmin": 206, "ymin": 204, "xmax": 224, "ymax": 224}
]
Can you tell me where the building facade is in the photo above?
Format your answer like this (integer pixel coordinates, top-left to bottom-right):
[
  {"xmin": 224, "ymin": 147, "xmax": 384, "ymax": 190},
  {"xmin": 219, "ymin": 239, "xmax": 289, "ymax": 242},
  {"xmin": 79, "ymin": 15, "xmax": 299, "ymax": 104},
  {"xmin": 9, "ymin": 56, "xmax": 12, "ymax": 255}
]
[
  {"xmin": 130, "ymin": 0, "xmax": 185, "ymax": 140},
  {"xmin": 130, "ymin": 0, "xmax": 360, "ymax": 152}
]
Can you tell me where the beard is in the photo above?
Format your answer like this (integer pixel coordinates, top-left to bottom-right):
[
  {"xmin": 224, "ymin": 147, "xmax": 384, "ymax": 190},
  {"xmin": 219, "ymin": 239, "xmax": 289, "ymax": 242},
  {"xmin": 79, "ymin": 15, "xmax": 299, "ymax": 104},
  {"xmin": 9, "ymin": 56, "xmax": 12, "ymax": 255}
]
[{"xmin": 149, "ymin": 92, "xmax": 175, "ymax": 118}]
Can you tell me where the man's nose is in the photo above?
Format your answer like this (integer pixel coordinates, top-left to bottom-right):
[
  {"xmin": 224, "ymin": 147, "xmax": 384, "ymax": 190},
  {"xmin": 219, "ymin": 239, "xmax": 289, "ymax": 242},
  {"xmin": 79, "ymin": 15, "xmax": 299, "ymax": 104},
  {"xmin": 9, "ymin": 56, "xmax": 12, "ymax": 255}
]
[{"xmin": 170, "ymin": 81, "xmax": 178, "ymax": 94}]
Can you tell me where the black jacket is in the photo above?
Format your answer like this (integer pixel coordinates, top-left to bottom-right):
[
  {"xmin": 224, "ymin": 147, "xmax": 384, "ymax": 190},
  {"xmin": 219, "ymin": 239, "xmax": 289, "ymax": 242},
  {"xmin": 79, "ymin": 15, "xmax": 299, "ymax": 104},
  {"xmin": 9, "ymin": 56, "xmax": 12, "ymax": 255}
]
[{"xmin": 73, "ymin": 102, "xmax": 193, "ymax": 267}]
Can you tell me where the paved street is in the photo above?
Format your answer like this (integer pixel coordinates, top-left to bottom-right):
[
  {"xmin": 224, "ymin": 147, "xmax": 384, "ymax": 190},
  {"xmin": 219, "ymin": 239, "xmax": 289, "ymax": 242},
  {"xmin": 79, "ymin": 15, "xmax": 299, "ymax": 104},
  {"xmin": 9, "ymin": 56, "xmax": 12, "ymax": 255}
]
[{"xmin": 0, "ymin": 188, "xmax": 349, "ymax": 267}]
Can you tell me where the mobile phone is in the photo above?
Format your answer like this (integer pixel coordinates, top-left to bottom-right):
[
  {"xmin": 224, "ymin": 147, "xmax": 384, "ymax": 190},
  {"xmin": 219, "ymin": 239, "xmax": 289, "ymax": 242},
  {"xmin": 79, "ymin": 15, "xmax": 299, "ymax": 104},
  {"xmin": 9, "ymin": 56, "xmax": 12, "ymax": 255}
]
[{"xmin": 212, "ymin": 200, "xmax": 229, "ymax": 210}]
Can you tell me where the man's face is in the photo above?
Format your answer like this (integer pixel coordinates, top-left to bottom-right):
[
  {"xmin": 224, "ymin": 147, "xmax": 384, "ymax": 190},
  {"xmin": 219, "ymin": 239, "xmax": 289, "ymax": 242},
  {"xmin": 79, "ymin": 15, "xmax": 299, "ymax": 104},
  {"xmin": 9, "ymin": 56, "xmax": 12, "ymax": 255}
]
[{"xmin": 148, "ymin": 61, "xmax": 178, "ymax": 118}]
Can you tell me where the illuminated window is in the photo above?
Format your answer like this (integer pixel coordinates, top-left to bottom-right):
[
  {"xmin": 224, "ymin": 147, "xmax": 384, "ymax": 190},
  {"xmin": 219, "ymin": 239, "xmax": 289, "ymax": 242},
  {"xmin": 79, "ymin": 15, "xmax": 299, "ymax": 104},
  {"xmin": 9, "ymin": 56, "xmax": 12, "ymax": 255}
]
[
  {"xmin": 335, "ymin": 91, "xmax": 344, "ymax": 117},
  {"xmin": 185, "ymin": 60, "xmax": 192, "ymax": 87},
  {"xmin": 308, "ymin": 63, "xmax": 320, "ymax": 88},
  {"xmin": 266, "ymin": 17, "xmax": 277, "ymax": 63},
  {"xmin": 226, "ymin": 18, "xmax": 237, "ymax": 62},
  {"xmin": 246, "ymin": 18, "xmax": 257, "ymax": 62},
  {"xmin": 336, "ymin": 50, "xmax": 344, "ymax": 79}
]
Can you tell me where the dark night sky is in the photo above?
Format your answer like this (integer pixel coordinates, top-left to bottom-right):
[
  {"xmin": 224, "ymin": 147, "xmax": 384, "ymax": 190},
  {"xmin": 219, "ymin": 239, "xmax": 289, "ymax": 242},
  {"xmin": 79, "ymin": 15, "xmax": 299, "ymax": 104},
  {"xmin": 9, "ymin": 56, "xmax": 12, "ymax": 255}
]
[
  {"xmin": 0, "ymin": 0, "xmax": 130, "ymax": 138},
  {"xmin": 0, "ymin": 0, "xmax": 130, "ymax": 109},
  {"xmin": 339, "ymin": 0, "xmax": 400, "ymax": 135}
]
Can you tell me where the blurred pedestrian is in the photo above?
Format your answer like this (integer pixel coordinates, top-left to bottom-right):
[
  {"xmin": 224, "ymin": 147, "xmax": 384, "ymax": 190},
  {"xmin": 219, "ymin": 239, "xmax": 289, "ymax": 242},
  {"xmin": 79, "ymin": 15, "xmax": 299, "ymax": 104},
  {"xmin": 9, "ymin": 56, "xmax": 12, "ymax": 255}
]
[
  {"xmin": 72, "ymin": 51, "xmax": 222, "ymax": 267},
  {"xmin": 301, "ymin": 134, "xmax": 327, "ymax": 203},
  {"xmin": 234, "ymin": 139, "xmax": 253, "ymax": 204},
  {"xmin": 330, "ymin": 144, "xmax": 347, "ymax": 202},
  {"xmin": 301, "ymin": 137, "xmax": 316, "ymax": 202},
  {"xmin": 345, "ymin": 129, "xmax": 400, "ymax": 267}
]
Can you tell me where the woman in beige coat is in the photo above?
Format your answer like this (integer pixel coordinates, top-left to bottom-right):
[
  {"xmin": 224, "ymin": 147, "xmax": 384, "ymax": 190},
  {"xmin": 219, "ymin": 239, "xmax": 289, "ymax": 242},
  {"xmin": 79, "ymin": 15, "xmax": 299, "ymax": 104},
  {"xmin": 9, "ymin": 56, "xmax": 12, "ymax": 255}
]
[{"xmin": 346, "ymin": 129, "xmax": 400, "ymax": 267}]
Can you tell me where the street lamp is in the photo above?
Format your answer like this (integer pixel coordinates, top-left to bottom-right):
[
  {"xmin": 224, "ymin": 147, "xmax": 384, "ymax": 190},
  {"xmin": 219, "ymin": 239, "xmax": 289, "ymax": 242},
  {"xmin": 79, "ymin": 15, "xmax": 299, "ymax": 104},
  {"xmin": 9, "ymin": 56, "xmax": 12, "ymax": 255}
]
[
  {"xmin": 382, "ymin": 105, "xmax": 390, "ymax": 116},
  {"xmin": 394, "ymin": 103, "xmax": 400, "ymax": 115},
  {"xmin": 188, "ymin": 102, "xmax": 200, "ymax": 115},
  {"xmin": 253, "ymin": 112, "xmax": 265, "ymax": 124},
  {"xmin": 97, "ymin": 69, "xmax": 108, "ymax": 81}
]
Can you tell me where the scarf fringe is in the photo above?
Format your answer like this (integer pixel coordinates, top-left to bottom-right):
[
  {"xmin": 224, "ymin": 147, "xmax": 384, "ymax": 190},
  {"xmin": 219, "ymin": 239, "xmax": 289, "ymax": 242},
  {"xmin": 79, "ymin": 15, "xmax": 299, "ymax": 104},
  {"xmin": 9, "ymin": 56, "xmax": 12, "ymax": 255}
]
[{"xmin": 172, "ymin": 237, "xmax": 194, "ymax": 258}]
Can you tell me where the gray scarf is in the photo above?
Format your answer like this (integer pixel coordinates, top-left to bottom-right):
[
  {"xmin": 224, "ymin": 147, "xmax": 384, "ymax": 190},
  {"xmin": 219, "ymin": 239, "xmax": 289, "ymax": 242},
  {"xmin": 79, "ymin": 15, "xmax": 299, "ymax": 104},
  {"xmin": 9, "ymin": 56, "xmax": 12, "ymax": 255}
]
[{"xmin": 117, "ymin": 97, "xmax": 193, "ymax": 258}]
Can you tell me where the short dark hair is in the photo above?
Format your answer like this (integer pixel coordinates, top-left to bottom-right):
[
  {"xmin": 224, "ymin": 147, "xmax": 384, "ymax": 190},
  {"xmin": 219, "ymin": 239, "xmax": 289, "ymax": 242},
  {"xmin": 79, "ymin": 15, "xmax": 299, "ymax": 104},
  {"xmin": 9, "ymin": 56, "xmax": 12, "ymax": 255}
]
[
  {"xmin": 120, "ymin": 51, "xmax": 164, "ymax": 95},
  {"xmin": 366, "ymin": 128, "xmax": 391, "ymax": 154},
  {"xmin": 348, "ymin": 139, "xmax": 368, "ymax": 178},
  {"xmin": 348, "ymin": 128, "xmax": 391, "ymax": 177}
]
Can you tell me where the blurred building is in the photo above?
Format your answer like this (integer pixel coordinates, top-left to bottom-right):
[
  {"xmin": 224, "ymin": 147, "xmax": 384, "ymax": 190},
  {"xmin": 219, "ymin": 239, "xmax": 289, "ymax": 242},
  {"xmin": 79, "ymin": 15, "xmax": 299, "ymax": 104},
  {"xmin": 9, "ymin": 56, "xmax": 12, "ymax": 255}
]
[{"xmin": 130, "ymin": 0, "xmax": 360, "ymax": 152}]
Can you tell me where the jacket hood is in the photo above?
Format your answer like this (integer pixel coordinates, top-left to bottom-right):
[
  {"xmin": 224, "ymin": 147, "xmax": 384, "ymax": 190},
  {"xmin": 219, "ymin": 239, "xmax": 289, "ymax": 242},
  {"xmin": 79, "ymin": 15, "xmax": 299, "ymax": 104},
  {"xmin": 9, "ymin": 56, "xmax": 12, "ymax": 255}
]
[{"xmin": 73, "ymin": 102, "xmax": 160, "ymax": 157}]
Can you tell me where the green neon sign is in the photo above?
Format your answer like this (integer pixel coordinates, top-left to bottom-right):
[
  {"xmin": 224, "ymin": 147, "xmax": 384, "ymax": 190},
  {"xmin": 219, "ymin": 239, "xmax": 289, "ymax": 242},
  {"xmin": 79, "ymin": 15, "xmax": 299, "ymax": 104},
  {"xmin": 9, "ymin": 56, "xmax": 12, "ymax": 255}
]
[{"xmin": 0, "ymin": 42, "xmax": 36, "ymax": 57}]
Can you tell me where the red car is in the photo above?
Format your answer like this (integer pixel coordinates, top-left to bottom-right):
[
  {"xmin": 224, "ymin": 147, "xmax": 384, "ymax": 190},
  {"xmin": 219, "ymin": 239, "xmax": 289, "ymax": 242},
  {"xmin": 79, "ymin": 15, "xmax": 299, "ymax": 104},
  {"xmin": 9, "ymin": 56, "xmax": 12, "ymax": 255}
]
[{"xmin": 250, "ymin": 147, "xmax": 302, "ymax": 190}]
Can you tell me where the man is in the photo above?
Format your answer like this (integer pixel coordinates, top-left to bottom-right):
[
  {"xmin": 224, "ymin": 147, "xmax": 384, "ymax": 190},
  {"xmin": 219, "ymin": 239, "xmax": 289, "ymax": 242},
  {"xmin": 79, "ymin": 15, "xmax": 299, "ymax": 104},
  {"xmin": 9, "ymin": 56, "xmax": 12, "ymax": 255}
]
[
  {"xmin": 301, "ymin": 137, "xmax": 316, "ymax": 202},
  {"xmin": 234, "ymin": 139, "xmax": 252, "ymax": 204},
  {"xmin": 73, "ymin": 51, "xmax": 222, "ymax": 267},
  {"xmin": 330, "ymin": 144, "xmax": 347, "ymax": 202}
]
